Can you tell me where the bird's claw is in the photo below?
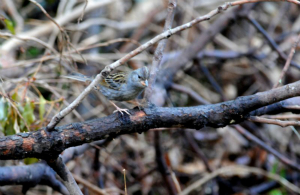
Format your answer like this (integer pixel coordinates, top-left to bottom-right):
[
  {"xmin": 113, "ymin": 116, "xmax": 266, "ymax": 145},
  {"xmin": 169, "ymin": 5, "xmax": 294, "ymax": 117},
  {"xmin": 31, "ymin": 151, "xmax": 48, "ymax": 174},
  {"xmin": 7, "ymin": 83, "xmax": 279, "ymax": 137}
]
[{"xmin": 113, "ymin": 108, "xmax": 131, "ymax": 115}]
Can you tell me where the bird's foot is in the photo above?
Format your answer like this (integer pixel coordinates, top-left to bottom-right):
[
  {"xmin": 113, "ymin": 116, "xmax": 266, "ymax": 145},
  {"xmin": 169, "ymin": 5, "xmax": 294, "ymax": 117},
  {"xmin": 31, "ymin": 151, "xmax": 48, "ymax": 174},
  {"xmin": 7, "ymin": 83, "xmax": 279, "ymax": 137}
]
[
  {"xmin": 110, "ymin": 101, "xmax": 131, "ymax": 115},
  {"xmin": 113, "ymin": 108, "xmax": 131, "ymax": 115}
]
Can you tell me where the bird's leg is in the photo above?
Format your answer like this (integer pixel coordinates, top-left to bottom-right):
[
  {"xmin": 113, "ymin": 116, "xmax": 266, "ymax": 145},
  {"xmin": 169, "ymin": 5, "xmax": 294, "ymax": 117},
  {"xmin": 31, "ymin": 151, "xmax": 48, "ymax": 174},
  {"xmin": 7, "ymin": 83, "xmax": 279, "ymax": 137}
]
[
  {"xmin": 127, "ymin": 99, "xmax": 143, "ymax": 110},
  {"xmin": 110, "ymin": 101, "xmax": 131, "ymax": 115}
]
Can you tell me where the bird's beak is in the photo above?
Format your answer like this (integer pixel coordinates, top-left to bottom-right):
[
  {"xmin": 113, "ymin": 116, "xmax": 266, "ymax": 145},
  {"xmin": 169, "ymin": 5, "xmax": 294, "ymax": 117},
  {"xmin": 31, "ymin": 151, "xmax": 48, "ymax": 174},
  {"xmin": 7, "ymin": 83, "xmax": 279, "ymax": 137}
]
[{"xmin": 141, "ymin": 80, "xmax": 148, "ymax": 87}]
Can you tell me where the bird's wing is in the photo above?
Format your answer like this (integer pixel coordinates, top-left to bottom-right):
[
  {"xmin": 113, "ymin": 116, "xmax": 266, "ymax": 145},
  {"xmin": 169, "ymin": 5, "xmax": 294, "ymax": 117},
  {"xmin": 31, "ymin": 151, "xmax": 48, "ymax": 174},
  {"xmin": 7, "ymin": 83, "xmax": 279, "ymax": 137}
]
[{"xmin": 100, "ymin": 72, "xmax": 127, "ymax": 90}]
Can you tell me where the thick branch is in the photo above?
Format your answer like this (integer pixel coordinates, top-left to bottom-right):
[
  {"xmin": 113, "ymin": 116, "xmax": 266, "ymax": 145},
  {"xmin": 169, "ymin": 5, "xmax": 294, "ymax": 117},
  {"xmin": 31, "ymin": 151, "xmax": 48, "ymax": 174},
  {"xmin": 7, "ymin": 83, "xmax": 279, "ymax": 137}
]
[
  {"xmin": 0, "ymin": 163, "xmax": 68, "ymax": 195},
  {"xmin": 0, "ymin": 144, "xmax": 94, "ymax": 194},
  {"xmin": 1, "ymin": 81, "xmax": 300, "ymax": 160}
]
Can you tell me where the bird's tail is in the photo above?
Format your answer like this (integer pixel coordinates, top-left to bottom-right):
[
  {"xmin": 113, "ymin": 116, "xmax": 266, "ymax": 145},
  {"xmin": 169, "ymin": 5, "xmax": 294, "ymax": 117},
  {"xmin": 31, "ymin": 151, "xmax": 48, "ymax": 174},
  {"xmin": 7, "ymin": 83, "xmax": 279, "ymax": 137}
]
[{"xmin": 61, "ymin": 72, "xmax": 93, "ymax": 82}]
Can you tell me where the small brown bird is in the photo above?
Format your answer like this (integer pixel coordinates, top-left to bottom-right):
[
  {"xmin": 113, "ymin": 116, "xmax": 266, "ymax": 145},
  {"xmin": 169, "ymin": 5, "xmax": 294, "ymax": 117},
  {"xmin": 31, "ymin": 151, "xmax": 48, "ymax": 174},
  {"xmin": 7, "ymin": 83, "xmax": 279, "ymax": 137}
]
[{"xmin": 63, "ymin": 67, "xmax": 149, "ymax": 115}]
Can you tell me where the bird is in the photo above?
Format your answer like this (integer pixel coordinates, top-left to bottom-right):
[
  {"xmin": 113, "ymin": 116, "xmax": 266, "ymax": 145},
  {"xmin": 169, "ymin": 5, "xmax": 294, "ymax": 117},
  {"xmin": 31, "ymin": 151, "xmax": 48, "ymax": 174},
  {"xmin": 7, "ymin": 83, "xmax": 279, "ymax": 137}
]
[{"xmin": 62, "ymin": 67, "xmax": 149, "ymax": 115}]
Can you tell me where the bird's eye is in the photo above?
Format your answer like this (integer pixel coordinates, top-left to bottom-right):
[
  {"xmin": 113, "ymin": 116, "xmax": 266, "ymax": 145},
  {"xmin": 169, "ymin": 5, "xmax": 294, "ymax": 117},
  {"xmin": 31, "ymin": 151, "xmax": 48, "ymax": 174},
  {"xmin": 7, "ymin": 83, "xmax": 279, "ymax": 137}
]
[{"xmin": 138, "ymin": 75, "xmax": 141, "ymax": 79}]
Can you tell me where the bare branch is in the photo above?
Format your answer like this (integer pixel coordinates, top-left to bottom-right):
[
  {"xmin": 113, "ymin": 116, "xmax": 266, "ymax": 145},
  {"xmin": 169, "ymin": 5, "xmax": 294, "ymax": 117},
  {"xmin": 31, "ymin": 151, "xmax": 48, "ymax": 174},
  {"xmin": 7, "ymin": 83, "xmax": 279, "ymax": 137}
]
[
  {"xmin": 1, "ymin": 80, "xmax": 300, "ymax": 160},
  {"xmin": 0, "ymin": 163, "xmax": 68, "ymax": 195},
  {"xmin": 145, "ymin": 0, "xmax": 177, "ymax": 101},
  {"xmin": 47, "ymin": 156, "xmax": 83, "ymax": 195}
]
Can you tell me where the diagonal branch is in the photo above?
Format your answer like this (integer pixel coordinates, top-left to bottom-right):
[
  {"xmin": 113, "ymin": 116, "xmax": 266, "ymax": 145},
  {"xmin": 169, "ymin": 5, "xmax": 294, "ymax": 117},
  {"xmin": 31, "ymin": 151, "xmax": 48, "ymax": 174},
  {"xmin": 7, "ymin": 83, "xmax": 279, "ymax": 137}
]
[{"xmin": 245, "ymin": 15, "xmax": 300, "ymax": 70}]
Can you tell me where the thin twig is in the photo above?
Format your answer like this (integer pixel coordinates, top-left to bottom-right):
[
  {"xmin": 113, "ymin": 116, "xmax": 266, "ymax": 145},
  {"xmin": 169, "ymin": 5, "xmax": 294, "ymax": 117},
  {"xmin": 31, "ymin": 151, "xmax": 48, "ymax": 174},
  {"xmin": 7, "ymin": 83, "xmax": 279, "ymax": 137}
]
[
  {"xmin": 73, "ymin": 173, "xmax": 108, "ymax": 195},
  {"xmin": 273, "ymin": 33, "xmax": 300, "ymax": 88},
  {"xmin": 78, "ymin": 0, "xmax": 88, "ymax": 23},
  {"xmin": 0, "ymin": 32, "xmax": 58, "ymax": 54},
  {"xmin": 29, "ymin": 0, "xmax": 64, "ymax": 32},
  {"xmin": 123, "ymin": 169, "xmax": 127, "ymax": 195},
  {"xmin": 245, "ymin": 15, "xmax": 300, "ymax": 69},
  {"xmin": 290, "ymin": 126, "xmax": 300, "ymax": 141},
  {"xmin": 77, "ymin": 38, "xmax": 140, "ymax": 52},
  {"xmin": 249, "ymin": 116, "xmax": 300, "ymax": 127},
  {"xmin": 67, "ymin": 18, "xmax": 138, "ymax": 31},
  {"xmin": 263, "ymin": 114, "xmax": 300, "ymax": 120}
]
